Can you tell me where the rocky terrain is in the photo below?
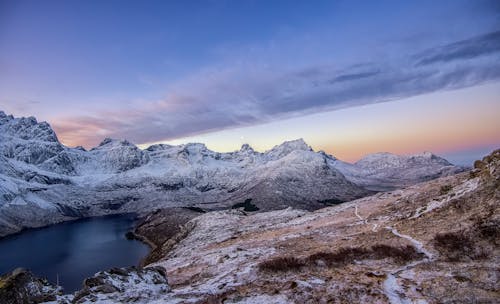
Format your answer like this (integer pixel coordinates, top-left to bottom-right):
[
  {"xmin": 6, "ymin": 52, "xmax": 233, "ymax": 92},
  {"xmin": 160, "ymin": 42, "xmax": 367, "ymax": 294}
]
[
  {"xmin": 1, "ymin": 149, "xmax": 495, "ymax": 303},
  {"xmin": 0, "ymin": 268, "xmax": 61, "ymax": 303},
  {"xmin": 133, "ymin": 149, "xmax": 498, "ymax": 303},
  {"xmin": 0, "ymin": 111, "xmax": 464, "ymax": 236},
  {"xmin": 0, "ymin": 266, "xmax": 169, "ymax": 304}
]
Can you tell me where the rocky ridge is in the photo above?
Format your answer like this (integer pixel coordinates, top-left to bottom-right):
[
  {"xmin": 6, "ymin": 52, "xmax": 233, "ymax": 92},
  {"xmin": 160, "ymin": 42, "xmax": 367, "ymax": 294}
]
[
  {"xmin": 0, "ymin": 267, "xmax": 170, "ymax": 304},
  {"xmin": 0, "ymin": 111, "xmax": 465, "ymax": 236},
  {"xmin": 0, "ymin": 268, "xmax": 61, "ymax": 303}
]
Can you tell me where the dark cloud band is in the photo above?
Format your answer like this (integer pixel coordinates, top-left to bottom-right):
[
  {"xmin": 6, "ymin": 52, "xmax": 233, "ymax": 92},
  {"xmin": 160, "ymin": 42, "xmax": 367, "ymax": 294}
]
[{"xmin": 53, "ymin": 30, "xmax": 500, "ymax": 148}]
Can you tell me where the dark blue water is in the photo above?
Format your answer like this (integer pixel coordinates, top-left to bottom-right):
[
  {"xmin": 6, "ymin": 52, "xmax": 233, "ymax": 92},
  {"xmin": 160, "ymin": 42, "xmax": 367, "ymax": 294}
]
[{"xmin": 0, "ymin": 214, "xmax": 149, "ymax": 292}]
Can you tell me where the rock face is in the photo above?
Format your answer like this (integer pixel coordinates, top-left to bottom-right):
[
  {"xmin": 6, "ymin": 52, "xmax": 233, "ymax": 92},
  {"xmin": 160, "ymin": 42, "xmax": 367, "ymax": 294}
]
[
  {"xmin": 5, "ymin": 266, "xmax": 171, "ymax": 304},
  {"xmin": 0, "ymin": 268, "xmax": 61, "ymax": 304},
  {"xmin": 68, "ymin": 267, "xmax": 169, "ymax": 304},
  {"xmin": 132, "ymin": 207, "xmax": 205, "ymax": 265},
  {"xmin": 0, "ymin": 111, "xmax": 465, "ymax": 236}
]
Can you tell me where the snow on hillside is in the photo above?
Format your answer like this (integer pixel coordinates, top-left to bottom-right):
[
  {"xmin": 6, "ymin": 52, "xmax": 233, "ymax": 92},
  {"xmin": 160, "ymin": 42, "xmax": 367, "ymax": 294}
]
[
  {"xmin": 332, "ymin": 151, "xmax": 464, "ymax": 191},
  {"xmin": 19, "ymin": 149, "xmax": 495, "ymax": 304},
  {"xmin": 0, "ymin": 111, "xmax": 465, "ymax": 236}
]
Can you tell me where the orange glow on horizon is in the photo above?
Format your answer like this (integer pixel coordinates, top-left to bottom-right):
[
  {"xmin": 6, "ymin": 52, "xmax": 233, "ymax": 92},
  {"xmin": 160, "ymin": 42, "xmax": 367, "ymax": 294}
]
[{"xmin": 53, "ymin": 83, "xmax": 500, "ymax": 162}]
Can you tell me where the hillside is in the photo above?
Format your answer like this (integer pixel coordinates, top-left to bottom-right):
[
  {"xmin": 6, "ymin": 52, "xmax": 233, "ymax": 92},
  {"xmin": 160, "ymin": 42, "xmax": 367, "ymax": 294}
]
[
  {"xmin": 136, "ymin": 149, "xmax": 498, "ymax": 303},
  {"xmin": 3, "ymin": 149, "xmax": 495, "ymax": 303}
]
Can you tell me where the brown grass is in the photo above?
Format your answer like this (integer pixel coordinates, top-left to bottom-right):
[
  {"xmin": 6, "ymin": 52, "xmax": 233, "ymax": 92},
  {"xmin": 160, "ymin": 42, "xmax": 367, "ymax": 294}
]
[
  {"xmin": 433, "ymin": 217, "xmax": 498, "ymax": 261},
  {"xmin": 307, "ymin": 247, "xmax": 371, "ymax": 266},
  {"xmin": 370, "ymin": 244, "xmax": 423, "ymax": 263},
  {"xmin": 439, "ymin": 184, "xmax": 453, "ymax": 195},
  {"xmin": 258, "ymin": 256, "xmax": 305, "ymax": 272},
  {"xmin": 259, "ymin": 244, "xmax": 424, "ymax": 272},
  {"xmin": 434, "ymin": 231, "xmax": 478, "ymax": 261},
  {"xmin": 475, "ymin": 219, "xmax": 500, "ymax": 242}
]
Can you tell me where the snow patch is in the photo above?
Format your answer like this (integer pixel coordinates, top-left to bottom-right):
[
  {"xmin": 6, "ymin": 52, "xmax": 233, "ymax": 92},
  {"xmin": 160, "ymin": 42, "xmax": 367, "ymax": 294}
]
[
  {"xmin": 385, "ymin": 226, "xmax": 433, "ymax": 260},
  {"xmin": 226, "ymin": 294, "xmax": 289, "ymax": 304},
  {"xmin": 383, "ymin": 274, "xmax": 410, "ymax": 304},
  {"xmin": 411, "ymin": 178, "xmax": 479, "ymax": 219}
]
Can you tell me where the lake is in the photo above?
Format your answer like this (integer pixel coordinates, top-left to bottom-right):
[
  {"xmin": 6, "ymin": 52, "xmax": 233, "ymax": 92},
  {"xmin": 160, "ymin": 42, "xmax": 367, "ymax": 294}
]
[{"xmin": 0, "ymin": 214, "xmax": 149, "ymax": 293}]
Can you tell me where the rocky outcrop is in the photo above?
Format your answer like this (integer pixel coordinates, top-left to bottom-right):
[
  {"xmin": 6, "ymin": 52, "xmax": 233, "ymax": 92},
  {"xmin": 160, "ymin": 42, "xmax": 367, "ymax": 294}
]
[
  {"xmin": 0, "ymin": 266, "xmax": 169, "ymax": 304},
  {"xmin": 0, "ymin": 268, "xmax": 61, "ymax": 304},
  {"xmin": 132, "ymin": 207, "xmax": 203, "ymax": 265},
  {"xmin": 68, "ymin": 267, "xmax": 169, "ymax": 304}
]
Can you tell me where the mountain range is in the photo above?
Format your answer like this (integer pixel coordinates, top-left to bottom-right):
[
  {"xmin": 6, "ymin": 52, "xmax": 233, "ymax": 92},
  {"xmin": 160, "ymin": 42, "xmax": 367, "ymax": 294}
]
[
  {"xmin": 0, "ymin": 111, "xmax": 465, "ymax": 236},
  {"xmin": 2, "ymin": 137, "xmax": 497, "ymax": 304}
]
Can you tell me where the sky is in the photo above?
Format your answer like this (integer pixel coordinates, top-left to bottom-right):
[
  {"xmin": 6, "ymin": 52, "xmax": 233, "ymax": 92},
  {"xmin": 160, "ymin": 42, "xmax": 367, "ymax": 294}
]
[{"xmin": 0, "ymin": 0, "xmax": 499, "ymax": 165}]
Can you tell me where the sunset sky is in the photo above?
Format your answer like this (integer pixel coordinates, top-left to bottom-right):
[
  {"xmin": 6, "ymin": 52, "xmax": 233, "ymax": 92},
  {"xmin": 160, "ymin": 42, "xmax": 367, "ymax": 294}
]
[{"xmin": 0, "ymin": 0, "xmax": 499, "ymax": 165}]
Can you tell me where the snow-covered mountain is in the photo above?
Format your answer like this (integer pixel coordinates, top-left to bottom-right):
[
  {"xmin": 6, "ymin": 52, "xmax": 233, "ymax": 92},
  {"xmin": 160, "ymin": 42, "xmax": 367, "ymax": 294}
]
[
  {"xmin": 0, "ymin": 111, "xmax": 465, "ymax": 236},
  {"xmin": 4, "ymin": 149, "xmax": 496, "ymax": 304},
  {"xmin": 332, "ymin": 151, "xmax": 463, "ymax": 191}
]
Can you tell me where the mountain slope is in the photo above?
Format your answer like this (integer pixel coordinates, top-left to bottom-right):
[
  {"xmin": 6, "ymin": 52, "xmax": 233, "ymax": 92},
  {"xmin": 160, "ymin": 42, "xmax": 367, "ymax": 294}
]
[
  {"xmin": 0, "ymin": 111, "xmax": 464, "ymax": 236},
  {"xmin": 332, "ymin": 151, "xmax": 464, "ymax": 191},
  {"xmin": 128, "ymin": 149, "xmax": 498, "ymax": 303},
  {"xmin": 7, "ymin": 149, "xmax": 496, "ymax": 303}
]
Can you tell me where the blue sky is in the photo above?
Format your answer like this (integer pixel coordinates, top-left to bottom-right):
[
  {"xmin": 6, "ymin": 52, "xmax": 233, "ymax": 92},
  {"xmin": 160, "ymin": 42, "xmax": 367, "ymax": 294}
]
[{"xmin": 0, "ymin": 0, "xmax": 499, "ymax": 164}]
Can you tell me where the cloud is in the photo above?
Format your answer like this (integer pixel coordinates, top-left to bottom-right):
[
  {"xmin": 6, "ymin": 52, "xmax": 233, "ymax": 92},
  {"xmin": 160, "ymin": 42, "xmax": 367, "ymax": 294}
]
[
  {"xmin": 414, "ymin": 30, "xmax": 500, "ymax": 66},
  {"xmin": 52, "ymin": 30, "xmax": 500, "ymax": 149},
  {"xmin": 329, "ymin": 70, "xmax": 381, "ymax": 83},
  {"xmin": 0, "ymin": 99, "xmax": 41, "ymax": 115}
]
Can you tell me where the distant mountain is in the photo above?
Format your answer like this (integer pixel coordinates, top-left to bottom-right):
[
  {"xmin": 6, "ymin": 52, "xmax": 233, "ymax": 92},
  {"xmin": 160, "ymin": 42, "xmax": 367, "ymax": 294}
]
[
  {"xmin": 0, "ymin": 111, "xmax": 465, "ymax": 236},
  {"xmin": 332, "ymin": 151, "xmax": 464, "ymax": 191}
]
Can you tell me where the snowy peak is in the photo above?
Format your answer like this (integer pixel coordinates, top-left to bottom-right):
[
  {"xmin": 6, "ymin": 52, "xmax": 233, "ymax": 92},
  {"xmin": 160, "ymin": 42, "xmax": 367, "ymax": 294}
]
[
  {"xmin": 97, "ymin": 137, "xmax": 117, "ymax": 147},
  {"xmin": 355, "ymin": 151, "xmax": 453, "ymax": 170},
  {"xmin": 0, "ymin": 112, "xmax": 59, "ymax": 143},
  {"xmin": 94, "ymin": 138, "xmax": 135, "ymax": 149},
  {"xmin": 266, "ymin": 138, "xmax": 312, "ymax": 159},
  {"xmin": 84, "ymin": 138, "xmax": 149, "ymax": 173},
  {"xmin": 411, "ymin": 151, "xmax": 451, "ymax": 165},
  {"xmin": 239, "ymin": 143, "xmax": 255, "ymax": 153},
  {"xmin": 333, "ymin": 150, "xmax": 466, "ymax": 191},
  {"xmin": 182, "ymin": 143, "xmax": 209, "ymax": 154},
  {"xmin": 0, "ymin": 110, "xmax": 11, "ymax": 121},
  {"xmin": 0, "ymin": 110, "xmax": 470, "ymax": 237},
  {"xmin": 145, "ymin": 144, "xmax": 174, "ymax": 152},
  {"xmin": 0, "ymin": 111, "xmax": 463, "ymax": 182},
  {"xmin": 355, "ymin": 152, "xmax": 406, "ymax": 169},
  {"xmin": 416, "ymin": 151, "xmax": 435, "ymax": 158},
  {"xmin": 274, "ymin": 138, "xmax": 311, "ymax": 151},
  {"xmin": 0, "ymin": 111, "xmax": 63, "ymax": 165}
]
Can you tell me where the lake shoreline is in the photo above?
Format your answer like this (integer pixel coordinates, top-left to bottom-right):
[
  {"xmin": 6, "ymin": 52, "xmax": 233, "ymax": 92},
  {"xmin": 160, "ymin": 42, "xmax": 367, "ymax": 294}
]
[{"xmin": 0, "ymin": 213, "xmax": 150, "ymax": 293}]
